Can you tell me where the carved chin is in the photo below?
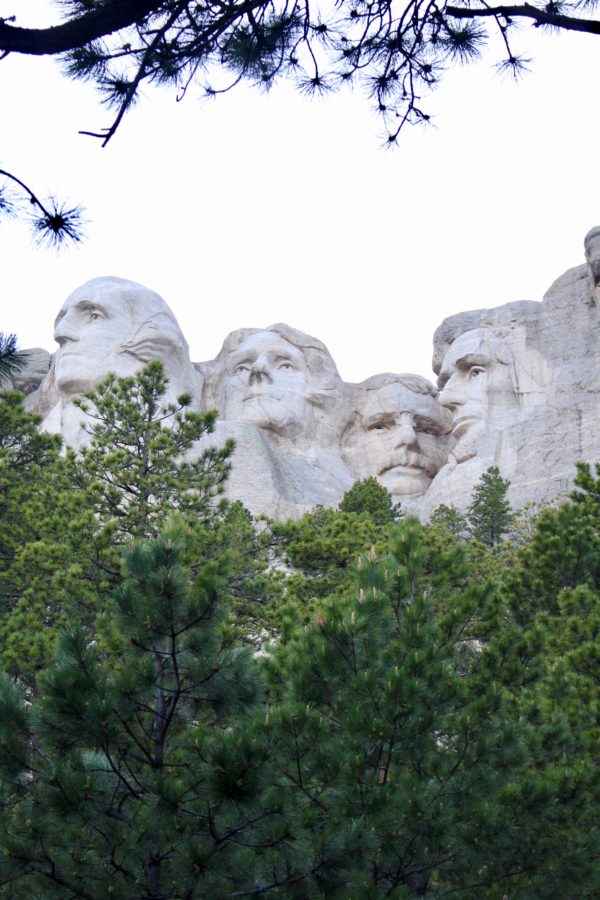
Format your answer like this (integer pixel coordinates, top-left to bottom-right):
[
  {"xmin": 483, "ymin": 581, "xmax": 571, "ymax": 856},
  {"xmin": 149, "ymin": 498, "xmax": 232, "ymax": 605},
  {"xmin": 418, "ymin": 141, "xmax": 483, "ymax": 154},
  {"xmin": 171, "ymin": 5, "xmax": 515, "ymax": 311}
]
[
  {"xmin": 452, "ymin": 427, "xmax": 484, "ymax": 464},
  {"xmin": 239, "ymin": 402, "xmax": 303, "ymax": 437},
  {"xmin": 55, "ymin": 358, "xmax": 93, "ymax": 395},
  {"xmin": 379, "ymin": 467, "xmax": 432, "ymax": 497}
]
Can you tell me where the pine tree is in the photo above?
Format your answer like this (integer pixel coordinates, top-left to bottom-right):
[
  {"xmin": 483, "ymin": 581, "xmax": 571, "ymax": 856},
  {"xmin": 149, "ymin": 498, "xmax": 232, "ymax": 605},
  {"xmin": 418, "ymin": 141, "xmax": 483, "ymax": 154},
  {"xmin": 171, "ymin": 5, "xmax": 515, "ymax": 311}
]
[
  {"xmin": 0, "ymin": 391, "xmax": 63, "ymax": 618},
  {"xmin": 71, "ymin": 359, "xmax": 233, "ymax": 543},
  {"xmin": 0, "ymin": 334, "xmax": 27, "ymax": 381},
  {"xmin": 0, "ymin": 523, "xmax": 284, "ymax": 897},
  {"xmin": 0, "ymin": 362, "xmax": 235, "ymax": 680},
  {"xmin": 505, "ymin": 462, "xmax": 600, "ymax": 722},
  {"xmin": 338, "ymin": 476, "xmax": 400, "ymax": 525},
  {"xmin": 269, "ymin": 502, "xmax": 393, "ymax": 642},
  {"xmin": 467, "ymin": 465, "xmax": 513, "ymax": 547},
  {"xmin": 265, "ymin": 517, "xmax": 599, "ymax": 895},
  {"xmin": 429, "ymin": 502, "xmax": 468, "ymax": 539}
]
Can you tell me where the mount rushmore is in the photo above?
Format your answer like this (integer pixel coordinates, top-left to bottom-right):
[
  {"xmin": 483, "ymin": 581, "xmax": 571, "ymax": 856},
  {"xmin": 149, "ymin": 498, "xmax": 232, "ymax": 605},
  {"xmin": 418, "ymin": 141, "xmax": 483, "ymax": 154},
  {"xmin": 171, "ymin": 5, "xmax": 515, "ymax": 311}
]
[{"xmin": 9, "ymin": 224, "xmax": 600, "ymax": 520}]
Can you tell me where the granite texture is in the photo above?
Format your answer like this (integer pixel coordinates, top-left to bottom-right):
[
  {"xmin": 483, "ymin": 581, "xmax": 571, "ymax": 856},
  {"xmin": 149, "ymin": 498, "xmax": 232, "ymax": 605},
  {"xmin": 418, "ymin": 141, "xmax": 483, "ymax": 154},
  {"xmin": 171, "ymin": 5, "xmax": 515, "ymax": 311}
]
[{"xmin": 22, "ymin": 228, "xmax": 600, "ymax": 518}]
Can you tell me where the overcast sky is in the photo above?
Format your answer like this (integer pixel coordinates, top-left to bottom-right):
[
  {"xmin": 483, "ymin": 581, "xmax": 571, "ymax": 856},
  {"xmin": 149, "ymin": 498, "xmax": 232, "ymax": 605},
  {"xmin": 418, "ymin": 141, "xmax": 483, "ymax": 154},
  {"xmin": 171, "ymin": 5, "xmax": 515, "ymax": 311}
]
[{"xmin": 1, "ymin": 0, "xmax": 599, "ymax": 384}]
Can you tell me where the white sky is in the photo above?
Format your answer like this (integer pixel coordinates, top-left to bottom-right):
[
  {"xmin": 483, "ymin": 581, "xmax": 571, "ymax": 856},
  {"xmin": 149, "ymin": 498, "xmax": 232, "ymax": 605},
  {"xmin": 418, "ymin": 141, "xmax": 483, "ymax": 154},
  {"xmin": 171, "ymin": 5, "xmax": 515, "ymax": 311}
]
[{"xmin": 1, "ymin": 1, "xmax": 599, "ymax": 383}]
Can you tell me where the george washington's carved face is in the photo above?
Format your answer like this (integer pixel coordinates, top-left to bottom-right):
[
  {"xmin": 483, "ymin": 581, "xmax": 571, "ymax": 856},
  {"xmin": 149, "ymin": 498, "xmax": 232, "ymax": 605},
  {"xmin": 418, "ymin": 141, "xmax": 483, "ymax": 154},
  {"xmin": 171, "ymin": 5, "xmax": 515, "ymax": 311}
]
[
  {"xmin": 53, "ymin": 277, "xmax": 191, "ymax": 398},
  {"xmin": 221, "ymin": 331, "xmax": 311, "ymax": 437},
  {"xmin": 54, "ymin": 284, "xmax": 139, "ymax": 395}
]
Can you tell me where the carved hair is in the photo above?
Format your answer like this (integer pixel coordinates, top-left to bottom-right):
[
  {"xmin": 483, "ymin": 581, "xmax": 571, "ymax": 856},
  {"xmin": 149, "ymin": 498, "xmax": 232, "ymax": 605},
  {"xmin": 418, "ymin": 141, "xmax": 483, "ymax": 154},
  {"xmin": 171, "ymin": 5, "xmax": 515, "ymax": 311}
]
[
  {"xmin": 357, "ymin": 372, "xmax": 438, "ymax": 398},
  {"xmin": 342, "ymin": 371, "xmax": 448, "ymax": 443},
  {"xmin": 431, "ymin": 302, "xmax": 541, "ymax": 377},
  {"xmin": 433, "ymin": 322, "xmax": 552, "ymax": 409},
  {"xmin": 74, "ymin": 276, "xmax": 191, "ymax": 364},
  {"xmin": 203, "ymin": 323, "xmax": 346, "ymax": 447}
]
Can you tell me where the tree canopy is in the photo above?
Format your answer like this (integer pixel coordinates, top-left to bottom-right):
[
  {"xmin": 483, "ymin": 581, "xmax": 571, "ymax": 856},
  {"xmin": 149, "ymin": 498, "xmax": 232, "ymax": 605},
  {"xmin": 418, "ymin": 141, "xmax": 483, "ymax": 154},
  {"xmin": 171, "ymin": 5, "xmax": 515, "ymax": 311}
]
[
  {"xmin": 1, "ymin": 0, "xmax": 599, "ymax": 245},
  {"xmin": 467, "ymin": 465, "xmax": 513, "ymax": 548},
  {"xmin": 2, "ymin": 373, "xmax": 600, "ymax": 894}
]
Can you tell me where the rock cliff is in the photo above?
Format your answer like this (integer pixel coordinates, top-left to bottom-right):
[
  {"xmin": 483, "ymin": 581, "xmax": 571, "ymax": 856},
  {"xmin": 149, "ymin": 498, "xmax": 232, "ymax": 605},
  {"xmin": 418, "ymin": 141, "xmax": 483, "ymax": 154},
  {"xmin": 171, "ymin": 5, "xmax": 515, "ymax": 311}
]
[{"xmin": 21, "ymin": 227, "xmax": 600, "ymax": 518}]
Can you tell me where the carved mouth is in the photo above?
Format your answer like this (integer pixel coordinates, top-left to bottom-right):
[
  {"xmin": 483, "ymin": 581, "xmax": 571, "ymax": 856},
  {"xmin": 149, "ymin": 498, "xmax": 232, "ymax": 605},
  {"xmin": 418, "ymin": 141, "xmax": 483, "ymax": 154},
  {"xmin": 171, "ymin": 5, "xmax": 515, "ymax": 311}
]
[
  {"xmin": 380, "ymin": 463, "xmax": 419, "ymax": 474},
  {"xmin": 379, "ymin": 458, "xmax": 436, "ymax": 479},
  {"xmin": 242, "ymin": 393, "xmax": 282, "ymax": 402}
]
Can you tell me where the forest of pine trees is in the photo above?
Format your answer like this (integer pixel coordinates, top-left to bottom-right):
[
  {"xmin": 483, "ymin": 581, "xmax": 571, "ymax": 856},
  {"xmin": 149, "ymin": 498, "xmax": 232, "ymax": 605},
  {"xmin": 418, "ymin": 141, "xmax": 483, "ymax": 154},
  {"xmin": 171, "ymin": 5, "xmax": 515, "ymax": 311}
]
[{"xmin": 1, "ymin": 364, "xmax": 600, "ymax": 898}]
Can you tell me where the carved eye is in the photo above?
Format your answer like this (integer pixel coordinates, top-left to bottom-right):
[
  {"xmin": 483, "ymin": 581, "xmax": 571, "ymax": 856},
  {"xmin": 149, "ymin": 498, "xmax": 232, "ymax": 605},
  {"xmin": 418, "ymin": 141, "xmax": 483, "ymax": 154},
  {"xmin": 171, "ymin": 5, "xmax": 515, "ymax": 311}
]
[
  {"xmin": 235, "ymin": 363, "xmax": 250, "ymax": 374},
  {"xmin": 469, "ymin": 366, "xmax": 486, "ymax": 379},
  {"xmin": 89, "ymin": 311, "xmax": 103, "ymax": 321},
  {"xmin": 416, "ymin": 424, "xmax": 437, "ymax": 436},
  {"xmin": 368, "ymin": 421, "xmax": 390, "ymax": 432},
  {"xmin": 278, "ymin": 362, "xmax": 294, "ymax": 370}
]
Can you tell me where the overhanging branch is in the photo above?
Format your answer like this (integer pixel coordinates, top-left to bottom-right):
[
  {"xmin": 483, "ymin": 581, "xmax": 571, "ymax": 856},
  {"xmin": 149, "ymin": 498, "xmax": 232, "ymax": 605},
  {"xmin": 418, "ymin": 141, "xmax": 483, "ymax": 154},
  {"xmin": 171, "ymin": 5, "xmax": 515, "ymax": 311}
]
[
  {"xmin": 445, "ymin": 2, "xmax": 600, "ymax": 36},
  {"xmin": 0, "ymin": 0, "xmax": 163, "ymax": 56}
]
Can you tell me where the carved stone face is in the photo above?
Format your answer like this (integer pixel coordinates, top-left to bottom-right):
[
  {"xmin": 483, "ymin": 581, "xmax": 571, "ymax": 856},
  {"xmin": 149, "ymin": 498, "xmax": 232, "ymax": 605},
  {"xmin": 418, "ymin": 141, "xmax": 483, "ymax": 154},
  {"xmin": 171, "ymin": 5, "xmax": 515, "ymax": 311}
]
[
  {"xmin": 54, "ymin": 282, "xmax": 147, "ymax": 395},
  {"xmin": 221, "ymin": 331, "xmax": 311, "ymax": 437},
  {"xmin": 437, "ymin": 329, "xmax": 513, "ymax": 462},
  {"xmin": 345, "ymin": 382, "xmax": 448, "ymax": 496},
  {"xmin": 53, "ymin": 277, "xmax": 191, "ymax": 399}
]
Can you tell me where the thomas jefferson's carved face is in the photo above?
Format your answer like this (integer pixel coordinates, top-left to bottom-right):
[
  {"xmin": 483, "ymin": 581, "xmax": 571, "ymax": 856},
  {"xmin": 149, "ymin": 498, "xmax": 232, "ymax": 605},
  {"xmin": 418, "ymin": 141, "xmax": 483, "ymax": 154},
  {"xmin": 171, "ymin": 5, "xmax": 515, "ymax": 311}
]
[
  {"xmin": 53, "ymin": 282, "xmax": 145, "ymax": 396},
  {"xmin": 346, "ymin": 383, "xmax": 448, "ymax": 496},
  {"xmin": 222, "ymin": 331, "xmax": 310, "ymax": 437}
]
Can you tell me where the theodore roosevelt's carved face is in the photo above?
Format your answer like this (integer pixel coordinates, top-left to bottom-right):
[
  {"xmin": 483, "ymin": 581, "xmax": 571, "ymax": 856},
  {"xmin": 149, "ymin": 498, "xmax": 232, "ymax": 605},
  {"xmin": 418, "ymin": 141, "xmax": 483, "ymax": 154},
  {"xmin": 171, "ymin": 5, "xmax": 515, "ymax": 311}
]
[
  {"xmin": 221, "ymin": 331, "xmax": 311, "ymax": 437},
  {"xmin": 344, "ymin": 380, "xmax": 448, "ymax": 497}
]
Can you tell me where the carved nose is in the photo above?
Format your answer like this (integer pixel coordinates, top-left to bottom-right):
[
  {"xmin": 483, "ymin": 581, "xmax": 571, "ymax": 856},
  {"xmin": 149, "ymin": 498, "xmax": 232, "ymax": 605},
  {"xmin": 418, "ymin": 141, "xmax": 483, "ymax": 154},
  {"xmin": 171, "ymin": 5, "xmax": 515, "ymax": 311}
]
[
  {"xmin": 394, "ymin": 418, "xmax": 418, "ymax": 450},
  {"xmin": 439, "ymin": 380, "xmax": 463, "ymax": 412},
  {"xmin": 54, "ymin": 319, "xmax": 79, "ymax": 347},
  {"xmin": 249, "ymin": 361, "xmax": 272, "ymax": 385},
  {"xmin": 55, "ymin": 334, "xmax": 78, "ymax": 348},
  {"xmin": 440, "ymin": 396, "xmax": 459, "ymax": 413}
]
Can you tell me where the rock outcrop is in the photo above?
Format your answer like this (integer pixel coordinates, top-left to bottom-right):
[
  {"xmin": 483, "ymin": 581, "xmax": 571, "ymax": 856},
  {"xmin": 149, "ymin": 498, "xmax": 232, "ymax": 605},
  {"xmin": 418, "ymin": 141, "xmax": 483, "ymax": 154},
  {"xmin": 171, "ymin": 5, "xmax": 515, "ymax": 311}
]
[{"xmin": 21, "ymin": 227, "xmax": 600, "ymax": 518}]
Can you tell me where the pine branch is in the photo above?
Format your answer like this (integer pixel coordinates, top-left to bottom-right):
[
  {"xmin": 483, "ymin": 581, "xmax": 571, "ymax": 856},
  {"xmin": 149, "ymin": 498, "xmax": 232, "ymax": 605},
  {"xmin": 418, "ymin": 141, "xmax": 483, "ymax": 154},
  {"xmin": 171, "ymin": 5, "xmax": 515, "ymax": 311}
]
[
  {"xmin": 0, "ymin": 0, "xmax": 162, "ymax": 56},
  {"xmin": 0, "ymin": 168, "xmax": 85, "ymax": 248},
  {"xmin": 445, "ymin": 2, "xmax": 600, "ymax": 35}
]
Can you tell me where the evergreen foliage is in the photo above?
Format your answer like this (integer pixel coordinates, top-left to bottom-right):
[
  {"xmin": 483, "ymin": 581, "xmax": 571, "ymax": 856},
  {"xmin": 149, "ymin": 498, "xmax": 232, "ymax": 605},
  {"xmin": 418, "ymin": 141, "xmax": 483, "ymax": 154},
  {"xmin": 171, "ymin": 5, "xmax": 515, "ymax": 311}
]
[
  {"xmin": 0, "ymin": 169, "xmax": 86, "ymax": 250},
  {"xmin": 0, "ymin": 0, "xmax": 595, "ymax": 151},
  {"xmin": 70, "ymin": 360, "xmax": 233, "ymax": 543},
  {"xmin": 265, "ymin": 518, "xmax": 598, "ymax": 895},
  {"xmin": 0, "ymin": 334, "xmax": 27, "ymax": 380},
  {"xmin": 467, "ymin": 465, "xmax": 513, "ymax": 547},
  {"xmin": 0, "ymin": 523, "xmax": 278, "ymax": 898},
  {"xmin": 269, "ymin": 500, "xmax": 392, "ymax": 639},
  {"xmin": 0, "ymin": 392, "xmax": 64, "ymax": 645},
  {"xmin": 429, "ymin": 502, "xmax": 468, "ymax": 539},
  {"xmin": 338, "ymin": 476, "xmax": 399, "ymax": 525},
  {"xmin": 2, "ymin": 0, "xmax": 599, "ymax": 243},
  {"xmin": 506, "ymin": 463, "xmax": 600, "ymax": 624},
  {"xmin": 0, "ymin": 362, "xmax": 235, "ymax": 679},
  {"xmin": 3, "ymin": 372, "xmax": 600, "ymax": 895}
]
